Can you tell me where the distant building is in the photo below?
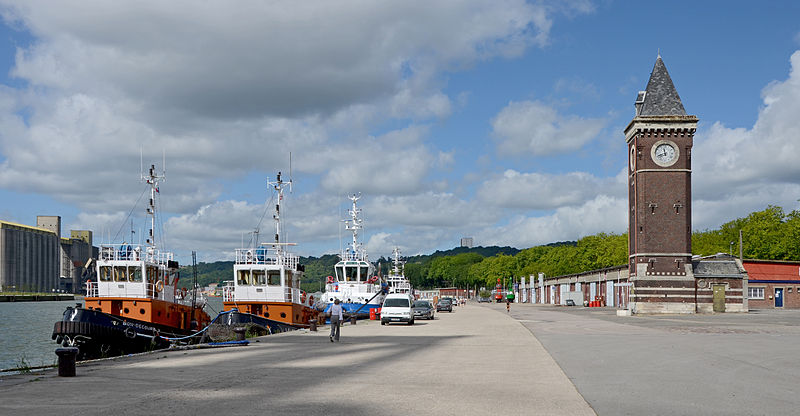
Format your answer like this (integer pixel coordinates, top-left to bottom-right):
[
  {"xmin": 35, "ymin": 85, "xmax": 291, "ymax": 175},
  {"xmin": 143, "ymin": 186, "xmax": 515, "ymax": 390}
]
[
  {"xmin": 0, "ymin": 216, "xmax": 96, "ymax": 293},
  {"xmin": 460, "ymin": 237, "xmax": 473, "ymax": 248},
  {"xmin": 0, "ymin": 220, "xmax": 60, "ymax": 292}
]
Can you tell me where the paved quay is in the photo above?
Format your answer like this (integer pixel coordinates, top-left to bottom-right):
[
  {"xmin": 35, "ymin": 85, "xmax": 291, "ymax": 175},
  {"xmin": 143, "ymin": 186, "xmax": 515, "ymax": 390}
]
[
  {"xmin": 0, "ymin": 304, "xmax": 594, "ymax": 416},
  {"xmin": 499, "ymin": 302, "xmax": 800, "ymax": 416}
]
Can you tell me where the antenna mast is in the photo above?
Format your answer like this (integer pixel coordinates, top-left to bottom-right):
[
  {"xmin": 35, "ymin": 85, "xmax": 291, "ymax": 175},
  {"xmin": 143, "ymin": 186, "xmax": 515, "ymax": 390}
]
[
  {"xmin": 267, "ymin": 172, "xmax": 292, "ymax": 252},
  {"xmin": 142, "ymin": 163, "xmax": 165, "ymax": 251}
]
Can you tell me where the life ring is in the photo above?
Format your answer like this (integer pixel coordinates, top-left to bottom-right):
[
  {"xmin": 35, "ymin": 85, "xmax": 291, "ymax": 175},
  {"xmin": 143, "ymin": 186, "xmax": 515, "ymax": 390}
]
[
  {"xmin": 301, "ymin": 291, "xmax": 307, "ymax": 303},
  {"xmin": 326, "ymin": 276, "xmax": 334, "ymax": 284},
  {"xmin": 155, "ymin": 280, "xmax": 164, "ymax": 292},
  {"xmin": 308, "ymin": 295, "xmax": 314, "ymax": 304},
  {"xmin": 368, "ymin": 276, "xmax": 378, "ymax": 284},
  {"xmin": 181, "ymin": 287, "xmax": 188, "ymax": 298}
]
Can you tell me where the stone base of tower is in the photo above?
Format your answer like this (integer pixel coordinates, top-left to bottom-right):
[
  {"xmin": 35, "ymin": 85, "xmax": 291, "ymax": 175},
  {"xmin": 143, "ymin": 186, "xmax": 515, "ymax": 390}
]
[
  {"xmin": 630, "ymin": 275, "xmax": 698, "ymax": 314},
  {"xmin": 628, "ymin": 256, "xmax": 748, "ymax": 314}
]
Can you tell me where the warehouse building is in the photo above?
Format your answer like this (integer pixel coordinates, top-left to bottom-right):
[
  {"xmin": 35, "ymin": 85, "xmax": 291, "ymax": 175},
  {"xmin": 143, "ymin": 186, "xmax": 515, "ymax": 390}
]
[{"xmin": 0, "ymin": 216, "xmax": 95, "ymax": 293}]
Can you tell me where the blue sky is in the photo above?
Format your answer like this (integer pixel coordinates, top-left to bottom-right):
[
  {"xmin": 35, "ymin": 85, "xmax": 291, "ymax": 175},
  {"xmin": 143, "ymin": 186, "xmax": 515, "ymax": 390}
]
[{"xmin": 0, "ymin": 1, "xmax": 799, "ymax": 263}]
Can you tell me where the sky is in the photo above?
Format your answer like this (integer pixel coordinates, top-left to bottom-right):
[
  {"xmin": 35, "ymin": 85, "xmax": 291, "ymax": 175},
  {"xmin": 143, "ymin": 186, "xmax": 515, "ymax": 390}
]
[{"xmin": 0, "ymin": 1, "xmax": 799, "ymax": 263}]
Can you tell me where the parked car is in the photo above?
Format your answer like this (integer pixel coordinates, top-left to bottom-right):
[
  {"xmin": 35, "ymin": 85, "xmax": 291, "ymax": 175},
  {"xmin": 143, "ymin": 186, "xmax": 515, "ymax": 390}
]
[
  {"xmin": 478, "ymin": 297, "xmax": 491, "ymax": 303},
  {"xmin": 381, "ymin": 293, "xmax": 415, "ymax": 325},
  {"xmin": 412, "ymin": 300, "xmax": 435, "ymax": 320},
  {"xmin": 436, "ymin": 299, "xmax": 453, "ymax": 312}
]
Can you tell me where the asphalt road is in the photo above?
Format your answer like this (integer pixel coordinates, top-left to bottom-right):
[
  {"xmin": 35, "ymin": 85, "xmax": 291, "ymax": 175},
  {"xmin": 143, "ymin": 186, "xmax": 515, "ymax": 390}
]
[
  {"xmin": 498, "ymin": 302, "xmax": 800, "ymax": 416},
  {"xmin": 0, "ymin": 304, "xmax": 594, "ymax": 416}
]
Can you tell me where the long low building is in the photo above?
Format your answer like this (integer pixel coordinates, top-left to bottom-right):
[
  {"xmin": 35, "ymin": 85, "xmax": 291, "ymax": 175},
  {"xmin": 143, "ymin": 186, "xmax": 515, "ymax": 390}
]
[{"xmin": 514, "ymin": 255, "xmax": 800, "ymax": 312}]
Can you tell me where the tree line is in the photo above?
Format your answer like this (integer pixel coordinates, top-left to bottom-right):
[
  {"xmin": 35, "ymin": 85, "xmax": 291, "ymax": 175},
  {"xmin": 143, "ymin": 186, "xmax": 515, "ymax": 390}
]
[{"xmin": 406, "ymin": 205, "xmax": 800, "ymax": 290}]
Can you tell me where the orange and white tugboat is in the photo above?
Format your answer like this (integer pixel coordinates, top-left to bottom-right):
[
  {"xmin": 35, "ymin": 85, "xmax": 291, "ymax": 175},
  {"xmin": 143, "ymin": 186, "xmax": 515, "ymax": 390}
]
[
  {"xmin": 52, "ymin": 163, "xmax": 211, "ymax": 359},
  {"xmin": 221, "ymin": 172, "xmax": 319, "ymax": 331}
]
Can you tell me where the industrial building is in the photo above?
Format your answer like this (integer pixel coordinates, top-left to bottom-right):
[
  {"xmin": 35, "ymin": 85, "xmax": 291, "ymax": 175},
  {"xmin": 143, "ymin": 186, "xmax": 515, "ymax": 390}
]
[{"xmin": 0, "ymin": 216, "xmax": 95, "ymax": 293}]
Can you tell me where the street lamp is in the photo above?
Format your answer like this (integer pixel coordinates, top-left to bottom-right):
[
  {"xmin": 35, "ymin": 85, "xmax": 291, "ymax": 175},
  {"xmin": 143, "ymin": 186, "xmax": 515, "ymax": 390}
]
[{"xmin": 729, "ymin": 241, "xmax": 734, "ymax": 255}]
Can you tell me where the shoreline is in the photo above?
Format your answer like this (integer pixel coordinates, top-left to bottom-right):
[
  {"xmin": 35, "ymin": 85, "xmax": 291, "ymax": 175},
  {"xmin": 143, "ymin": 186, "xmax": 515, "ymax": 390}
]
[{"xmin": 0, "ymin": 294, "xmax": 76, "ymax": 302}]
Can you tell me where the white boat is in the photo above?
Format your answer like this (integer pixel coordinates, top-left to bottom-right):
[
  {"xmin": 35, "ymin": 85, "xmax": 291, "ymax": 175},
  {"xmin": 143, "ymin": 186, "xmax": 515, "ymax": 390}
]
[
  {"xmin": 321, "ymin": 194, "xmax": 386, "ymax": 317},
  {"xmin": 385, "ymin": 247, "xmax": 412, "ymax": 294},
  {"xmin": 222, "ymin": 172, "xmax": 319, "ymax": 329}
]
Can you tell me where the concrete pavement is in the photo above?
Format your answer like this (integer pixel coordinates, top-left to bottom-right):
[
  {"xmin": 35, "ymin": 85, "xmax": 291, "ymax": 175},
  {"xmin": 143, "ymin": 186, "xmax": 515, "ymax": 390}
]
[
  {"xmin": 0, "ymin": 304, "xmax": 595, "ymax": 416},
  {"xmin": 499, "ymin": 302, "xmax": 800, "ymax": 416}
]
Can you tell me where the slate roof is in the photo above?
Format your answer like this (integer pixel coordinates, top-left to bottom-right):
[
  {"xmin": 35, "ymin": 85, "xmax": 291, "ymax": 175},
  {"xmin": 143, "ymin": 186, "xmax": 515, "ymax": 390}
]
[
  {"xmin": 636, "ymin": 56, "xmax": 687, "ymax": 116},
  {"xmin": 692, "ymin": 254, "xmax": 745, "ymax": 278}
]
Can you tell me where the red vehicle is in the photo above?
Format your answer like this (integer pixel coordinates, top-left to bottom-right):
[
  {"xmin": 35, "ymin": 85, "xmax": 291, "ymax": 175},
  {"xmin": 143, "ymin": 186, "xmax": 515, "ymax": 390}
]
[{"xmin": 495, "ymin": 278, "xmax": 503, "ymax": 302}]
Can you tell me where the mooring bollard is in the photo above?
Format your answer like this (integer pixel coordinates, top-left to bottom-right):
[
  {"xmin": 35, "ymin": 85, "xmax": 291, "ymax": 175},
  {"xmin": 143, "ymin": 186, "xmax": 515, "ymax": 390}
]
[
  {"xmin": 55, "ymin": 347, "xmax": 79, "ymax": 377},
  {"xmin": 309, "ymin": 319, "xmax": 317, "ymax": 332},
  {"xmin": 233, "ymin": 327, "xmax": 246, "ymax": 341},
  {"xmin": 350, "ymin": 315, "xmax": 357, "ymax": 325}
]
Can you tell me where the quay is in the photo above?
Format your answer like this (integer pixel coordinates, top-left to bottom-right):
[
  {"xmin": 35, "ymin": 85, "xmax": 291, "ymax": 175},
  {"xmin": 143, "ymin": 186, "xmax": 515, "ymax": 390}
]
[
  {"xmin": 5, "ymin": 303, "xmax": 800, "ymax": 415},
  {"xmin": 0, "ymin": 304, "xmax": 593, "ymax": 416}
]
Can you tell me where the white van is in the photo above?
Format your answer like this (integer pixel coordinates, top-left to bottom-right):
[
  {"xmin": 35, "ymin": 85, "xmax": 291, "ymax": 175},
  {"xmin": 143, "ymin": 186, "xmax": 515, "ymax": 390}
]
[{"xmin": 380, "ymin": 293, "xmax": 414, "ymax": 325}]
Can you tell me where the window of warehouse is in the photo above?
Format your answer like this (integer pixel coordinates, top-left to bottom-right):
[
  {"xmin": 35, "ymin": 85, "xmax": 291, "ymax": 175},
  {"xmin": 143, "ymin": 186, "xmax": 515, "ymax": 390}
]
[{"xmin": 748, "ymin": 287, "xmax": 764, "ymax": 299}]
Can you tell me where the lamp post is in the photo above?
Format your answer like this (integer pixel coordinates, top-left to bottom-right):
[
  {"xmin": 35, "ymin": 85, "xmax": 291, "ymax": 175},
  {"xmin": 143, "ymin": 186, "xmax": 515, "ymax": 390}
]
[{"xmin": 730, "ymin": 241, "xmax": 734, "ymax": 256}]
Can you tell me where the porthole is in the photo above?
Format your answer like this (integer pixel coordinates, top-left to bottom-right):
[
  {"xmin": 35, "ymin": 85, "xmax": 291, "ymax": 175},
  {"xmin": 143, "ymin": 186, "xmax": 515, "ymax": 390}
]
[
  {"xmin": 280, "ymin": 312, "xmax": 286, "ymax": 318},
  {"xmin": 139, "ymin": 308, "xmax": 146, "ymax": 315},
  {"xmin": 123, "ymin": 308, "xmax": 130, "ymax": 314},
  {"xmin": 265, "ymin": 313, "xmax": 270, "ymax": 318},
  {"xmin": 157, "ymin": 311, "xmax": 161, "ymax": 317}
]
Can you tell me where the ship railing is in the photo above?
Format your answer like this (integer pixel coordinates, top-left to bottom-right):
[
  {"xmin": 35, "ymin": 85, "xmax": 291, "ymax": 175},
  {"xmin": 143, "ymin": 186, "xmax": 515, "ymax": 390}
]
[
  {"xmin": 222, "ymin": 281, "xmax": 235, "ymax": 302},
  {"xmin": 339, "ymin": 250, "xmax": 367, "ymax": 262},
  {"xmin": 235, "ymin": 248, "xmax": 299, "ymax": 269},
  {"xmin": 98, "ymin": 244, "xmax": 174, "ymax": 265},
  {"xmin": 85, "ymin": 281, "xmax": 98, "ymax": 297}
]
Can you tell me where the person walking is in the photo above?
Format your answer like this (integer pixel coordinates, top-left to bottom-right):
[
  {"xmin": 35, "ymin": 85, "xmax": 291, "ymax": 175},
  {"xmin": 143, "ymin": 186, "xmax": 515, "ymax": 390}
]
[
  {"xmin": 506, "ymin": 298, "xmax": 510, "ymax": 313},
  {"xmin": 330, "ymin": 298, "xmax": 343, "ymax": 342}
]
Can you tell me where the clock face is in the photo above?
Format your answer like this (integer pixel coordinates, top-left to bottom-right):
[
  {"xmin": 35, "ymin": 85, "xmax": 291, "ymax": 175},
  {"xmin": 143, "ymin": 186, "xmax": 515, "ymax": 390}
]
[
  {"xmin": 651, "ymin": 141, "xmax": 679, "ymax": 166},
  {"xmin": 629, "ymin": 146, "xmax": 636, "ymax": 171}
]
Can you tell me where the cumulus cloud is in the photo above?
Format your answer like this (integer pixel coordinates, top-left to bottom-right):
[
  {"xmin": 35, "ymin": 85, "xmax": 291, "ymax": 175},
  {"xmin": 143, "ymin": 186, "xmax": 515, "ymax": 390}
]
[
  {"xmin": 491, "ymin": 100, "xmax": 606, "ymax": 156},
  {"xmin": 477, "ymin": 194, "xmax": 627, "ymax": 247},
  {"xmin": 477, "ymin": 169, "xmax": 623, "ymax": 210},
  {"xmin": 692, "ymin": 50, "xmax": 800, "ymax": 227}
]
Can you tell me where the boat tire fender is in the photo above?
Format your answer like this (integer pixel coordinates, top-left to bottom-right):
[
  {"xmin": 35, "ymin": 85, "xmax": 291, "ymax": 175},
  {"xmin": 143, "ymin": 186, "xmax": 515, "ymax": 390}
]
[{"xmin": 124, "ymin": 327, "xmax": 136, "ymax": 339}]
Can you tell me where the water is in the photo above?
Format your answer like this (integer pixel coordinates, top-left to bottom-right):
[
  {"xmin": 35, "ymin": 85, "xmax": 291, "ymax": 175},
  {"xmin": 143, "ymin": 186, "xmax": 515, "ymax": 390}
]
[
  {"xmin": 0, "ymin": 297, "xmax": 226, "ymax": 371},
  {"xmin": 0, "ymin": 299, "xmax": 79, "ymax": 371}
]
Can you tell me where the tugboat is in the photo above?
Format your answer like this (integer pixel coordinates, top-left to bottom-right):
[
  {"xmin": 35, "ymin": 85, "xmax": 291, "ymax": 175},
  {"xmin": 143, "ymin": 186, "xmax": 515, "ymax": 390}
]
[
  {"xmin": 52, "ymin": 163, "xmax": 211, "ymax": 359},
  {"xmin": 385, "ymin": 247, "xmax": 412, "ymax": 294},
  {"xmin": 221, "ymin": 172, "xmax": 319, "ymax": 330},
  {"xmin": 321, "ymin": 194, "xmax": 386, "ymax": 318}
]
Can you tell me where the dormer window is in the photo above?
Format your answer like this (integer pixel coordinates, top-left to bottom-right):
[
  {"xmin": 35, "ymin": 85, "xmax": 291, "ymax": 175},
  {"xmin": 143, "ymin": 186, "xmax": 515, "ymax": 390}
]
[{"xmin": 635, "ymin": 90, "xmax": 646, "ymax": 115}]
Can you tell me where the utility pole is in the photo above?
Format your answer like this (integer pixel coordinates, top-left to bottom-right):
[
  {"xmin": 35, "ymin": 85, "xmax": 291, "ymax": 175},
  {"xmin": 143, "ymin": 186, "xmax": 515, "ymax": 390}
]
[{"xmin": 739, "ymin": 229, "xmax": 743, "ymax": 260}]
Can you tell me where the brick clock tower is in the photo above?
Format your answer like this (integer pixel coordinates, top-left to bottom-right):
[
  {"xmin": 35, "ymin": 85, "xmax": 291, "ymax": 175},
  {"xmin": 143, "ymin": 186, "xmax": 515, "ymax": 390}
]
[{"xmin": 625, "ymin": 56, "xmax": 698, "ymax": 314}]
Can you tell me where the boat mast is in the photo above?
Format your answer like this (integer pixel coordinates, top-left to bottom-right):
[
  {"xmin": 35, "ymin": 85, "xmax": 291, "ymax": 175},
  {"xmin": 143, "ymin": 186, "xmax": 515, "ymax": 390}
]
[
  {"xmin": 392, "ymin": 247, "xmax": 402, "ymax": 275},
  {"xmin": 142, "ymin": 164, "xmax": 165, "ymax": 252},
  {"xmin": 267, "ymin": 172, "xmax": 291, "ymax": 254},
  {"xmin": 344, "ymin": 194, "xmax": 363, "ymax": 259}
]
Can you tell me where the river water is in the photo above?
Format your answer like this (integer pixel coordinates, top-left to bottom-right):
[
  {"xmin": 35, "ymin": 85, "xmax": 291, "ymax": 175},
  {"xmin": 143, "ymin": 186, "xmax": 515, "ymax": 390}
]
[{"xmin": 0, "ymin": 297, "xmax": 225, "ymax": 372}]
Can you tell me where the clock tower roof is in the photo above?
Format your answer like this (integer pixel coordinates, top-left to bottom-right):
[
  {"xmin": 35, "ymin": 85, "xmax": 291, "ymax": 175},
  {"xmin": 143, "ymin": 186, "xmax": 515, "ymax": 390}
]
[{"xmin": 635, "ymin": 56, "xmax": 687, "ymax": 117}]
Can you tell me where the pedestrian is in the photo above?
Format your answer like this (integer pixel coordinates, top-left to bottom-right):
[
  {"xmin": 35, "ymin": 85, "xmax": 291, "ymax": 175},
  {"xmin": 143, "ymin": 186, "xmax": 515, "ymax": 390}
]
[
  {"xmin": 330, "ymin": 298, "xmax": 343, "ymax": 342},
  {"xmin": 506, "ymin": 298, "xmax": 510, "ymax": 313}
]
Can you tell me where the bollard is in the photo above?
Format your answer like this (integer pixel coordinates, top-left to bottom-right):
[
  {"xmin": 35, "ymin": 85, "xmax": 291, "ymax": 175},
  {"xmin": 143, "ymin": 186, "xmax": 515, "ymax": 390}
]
[
  {"xmin": 233, "ymin": 327, "xmax": 246, "ymax": 341},
  {"xmin": 350, "ymin": 315, "xmax": 357, "ymax": 325},
  {"xmin": 309, "ymin": 319, "xmax": 317, "ymax": 332},
  {"xmin": 55, "ymin": 347, "xmax": 79, "ymax": 377}
]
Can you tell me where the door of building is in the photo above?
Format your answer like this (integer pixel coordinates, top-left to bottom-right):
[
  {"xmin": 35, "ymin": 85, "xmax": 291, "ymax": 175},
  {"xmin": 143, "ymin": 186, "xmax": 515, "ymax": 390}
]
[
  {"xmin": 712, "ymin": 285, "xmax": 726, "ymax": 312},
  {"xmin": 775, "ymin": 288, "xmax": 784, "ymax": 308}
]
